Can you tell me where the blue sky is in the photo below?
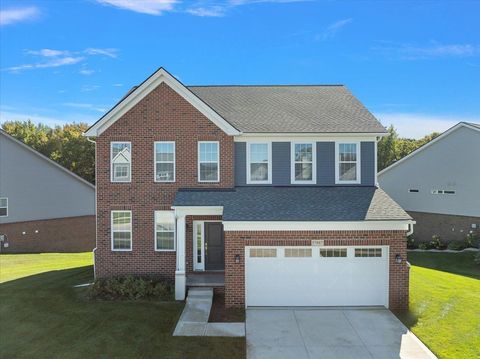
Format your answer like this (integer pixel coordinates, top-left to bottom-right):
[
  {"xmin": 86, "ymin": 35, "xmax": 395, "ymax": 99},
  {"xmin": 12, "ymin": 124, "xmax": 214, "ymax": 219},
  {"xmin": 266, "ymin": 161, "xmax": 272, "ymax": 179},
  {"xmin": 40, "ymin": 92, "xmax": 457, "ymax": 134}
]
[{"xmin": 0, "ymin": 0, "xmax": 479, "ymax": 138}]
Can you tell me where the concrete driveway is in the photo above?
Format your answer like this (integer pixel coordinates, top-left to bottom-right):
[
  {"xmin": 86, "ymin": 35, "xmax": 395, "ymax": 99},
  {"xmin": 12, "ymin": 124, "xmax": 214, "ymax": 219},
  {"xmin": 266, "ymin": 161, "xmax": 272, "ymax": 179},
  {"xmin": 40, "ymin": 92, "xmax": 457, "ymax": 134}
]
[{"xmin": 246, "ymin": 308, "xmax": 436, "ymax": 359}]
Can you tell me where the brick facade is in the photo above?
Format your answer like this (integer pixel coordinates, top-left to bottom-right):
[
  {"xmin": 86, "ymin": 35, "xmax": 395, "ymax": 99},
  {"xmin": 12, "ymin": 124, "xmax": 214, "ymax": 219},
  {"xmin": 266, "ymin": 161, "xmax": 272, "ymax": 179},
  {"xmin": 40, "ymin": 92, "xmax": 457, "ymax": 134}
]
[
  {"xmin": 224, "ymin": 230, "xmax": 409, "ymax": 311},
  {"xmin": 95, "ymin": 82, "xmax": 234, "ymax": 279},
  {"xmin": 0, "ymin": 215, "xmax": 95, "ymax": 253}
]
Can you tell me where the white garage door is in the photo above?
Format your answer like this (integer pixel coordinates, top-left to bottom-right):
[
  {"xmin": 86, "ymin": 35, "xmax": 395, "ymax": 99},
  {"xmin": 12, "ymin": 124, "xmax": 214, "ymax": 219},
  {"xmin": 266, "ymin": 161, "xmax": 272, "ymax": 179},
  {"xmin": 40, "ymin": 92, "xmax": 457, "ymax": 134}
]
[{"xmin": 245, "ymin": 246, "xmax": 389, "ymax": 307}]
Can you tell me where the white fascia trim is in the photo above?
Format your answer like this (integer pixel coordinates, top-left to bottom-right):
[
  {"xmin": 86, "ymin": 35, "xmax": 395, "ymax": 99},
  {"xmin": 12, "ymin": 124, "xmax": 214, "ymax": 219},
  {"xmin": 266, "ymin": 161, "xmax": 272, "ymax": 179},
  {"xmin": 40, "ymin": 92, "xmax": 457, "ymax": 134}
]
[
  {"xmin": 172, "ymin": 206, "xmax": 223, "ymax": 217},
  {"xmin": 223, "ymin": 220, "xmax": 415, "ymax": 232},
  {"xmin": 235, "ymin": 133, "xmax": 386, "ymax": 142},
  {"xmin": 84, "ymin": 68, "xmax": 240, "ymax": 137},
  {"xmin": 378, "ymin": 122, "xmax": 480, "ymax": 176}
]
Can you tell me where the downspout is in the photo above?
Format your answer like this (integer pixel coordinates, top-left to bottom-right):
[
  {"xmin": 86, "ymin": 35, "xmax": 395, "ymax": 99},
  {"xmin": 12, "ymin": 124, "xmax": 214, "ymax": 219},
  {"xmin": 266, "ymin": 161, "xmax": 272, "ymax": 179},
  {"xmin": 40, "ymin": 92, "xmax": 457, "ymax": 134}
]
[
  {"xmin": 86, "ymin": 136, "xmax": 97, "ymax": 279},
  {"xmin": 407, "ymin": 221, "xmax": 415, "ymax": 236}
]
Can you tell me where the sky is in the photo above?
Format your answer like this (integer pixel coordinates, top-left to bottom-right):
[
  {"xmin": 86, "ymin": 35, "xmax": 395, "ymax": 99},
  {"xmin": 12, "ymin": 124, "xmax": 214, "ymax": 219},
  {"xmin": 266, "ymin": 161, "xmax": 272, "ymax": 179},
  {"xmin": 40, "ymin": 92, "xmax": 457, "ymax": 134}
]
[{"xmin": 0, "ymin": 0, "xmax": 479, "ymax": 139}]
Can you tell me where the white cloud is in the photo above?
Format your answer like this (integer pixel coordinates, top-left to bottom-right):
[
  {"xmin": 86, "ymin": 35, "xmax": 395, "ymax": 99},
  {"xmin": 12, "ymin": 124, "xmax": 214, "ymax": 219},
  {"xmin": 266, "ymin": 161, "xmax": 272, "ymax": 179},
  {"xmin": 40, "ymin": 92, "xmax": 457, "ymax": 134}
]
[
  {"xmin": 81, "ymin": 85, "xmax": 101, "ymax": 92},
  {"xmin": 315, "ymin": 18, "xmax": 352, "ymax": 41},
  {"xmin": 62, "ymin": 103, "xmax": 106, "ymax": 113},
  {"xmin": 79, "ymin": 69, "xmax": 95, "ymax": 75},
  {"xmin": 84, "ymin": 48, "xmax": 118, "ymax": 58},
  {"xmin": 113, "ymin": 83, "xmax": 124, "ymax": 87},
  {"xmin": 0, "ymin": 6, "xmax": 39, "ymax": 26},
  {"xmin": 375, "ymin": 112, "xmax": 479, "ymax": 139},
  {"xmin": 5, "ymin": 57, "xmax": 85, "ymax": 72},
  {"xmin": 96, "ymin": 0, "xmax": 177, "ymax": 15},
  {"xmin": 186, "ymin": 6, "xmax": 226, "ymax": 17},
  {"xmin": 26, "ymin": 49, "xmax": 70, "ymax": 57},
  {"xmin": 373, "ymin": 42, "xmax": 480, "ymax": 60}
]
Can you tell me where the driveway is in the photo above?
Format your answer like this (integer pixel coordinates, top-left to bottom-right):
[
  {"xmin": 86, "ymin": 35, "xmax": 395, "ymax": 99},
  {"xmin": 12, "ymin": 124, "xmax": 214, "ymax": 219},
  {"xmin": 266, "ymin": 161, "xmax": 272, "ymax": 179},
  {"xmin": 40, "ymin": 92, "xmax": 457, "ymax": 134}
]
[{"xmin": 246, "ymin": 308, "xmax": 436, "ymax": 359}]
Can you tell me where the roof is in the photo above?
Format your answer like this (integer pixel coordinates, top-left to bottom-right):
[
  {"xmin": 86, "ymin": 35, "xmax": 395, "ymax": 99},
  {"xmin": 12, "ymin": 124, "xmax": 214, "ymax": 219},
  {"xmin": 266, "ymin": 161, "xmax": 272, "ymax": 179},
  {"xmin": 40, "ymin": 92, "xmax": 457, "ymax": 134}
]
[
  {"xmin": 85, "ymin": 67, "xmax": 386, "ymax": 137},
  {"xmin": 173, "ymin": 186, "xmax": 411, "ymax": 221},
  {"xmin": 378, "ymin": 121, "xmax": 480, "ymax": 176},
  {"xmin": 0, "ymin": 129, "xmax": 95, "ymax": 190},
  {"xmin": 189, "ymin": 85, "xmax": 386, "ymax": 133}
]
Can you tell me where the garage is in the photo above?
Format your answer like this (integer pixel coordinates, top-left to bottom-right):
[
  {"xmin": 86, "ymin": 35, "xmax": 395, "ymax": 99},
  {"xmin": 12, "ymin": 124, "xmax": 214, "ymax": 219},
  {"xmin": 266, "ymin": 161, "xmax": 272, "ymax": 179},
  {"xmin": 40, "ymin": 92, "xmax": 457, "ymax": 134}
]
[{"xmin": 245, "ymin": 246, "xmax": 389, "ymax": 307}]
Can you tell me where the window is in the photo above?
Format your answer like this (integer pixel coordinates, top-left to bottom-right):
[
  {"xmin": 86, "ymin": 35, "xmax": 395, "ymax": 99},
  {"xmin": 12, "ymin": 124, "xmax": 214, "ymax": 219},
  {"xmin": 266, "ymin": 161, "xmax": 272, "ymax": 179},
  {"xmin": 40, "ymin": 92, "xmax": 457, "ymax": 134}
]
[
  {"xmin": 111, "ymin": 142, "xmax": 131, "ymax": 182},
  {"xmin": 250, "ymin": 248, "xmax": 276, "ymax": 257},
  {"xmin": 355, "ymin": 248, "xmax": 382, "ymax": 257},
  {"xmin": 198, "ymin": 141, "xmax": 219, "ymax": 182},
  {"xmin": 111, "ymin": 211, "xmax": 132, "ymax": 251},
  {"xmin": 0, "ymin": 198, "xmax": 7, "ymax": 217},
  {"xmin": 408, "ymin": 189, "xmax": 419, "ymax": 193},
  {"xmin": 155, "ymin": 211, "xmax": 175, "ymax": 251},
  {"xmin": 247, "ymin": 143, "xmax": 271, "ymax": 184},
  {"xmin": 285, "ymin": 248, "xmax": 312, "ymax": 257},
  {"xmin": 291, "ymin": 143, "xmax": 316, "ymax": 184},
  {"xmin": 319, "ymin": 248, "xmax": 347, "ymax": 258},
  {"xmin": 336, "ymin": 143, "xmax": 360, "ymax": 184},
  {"xmin": 155, "ymin": 142, "xmax": 175, "ymax": 182}
]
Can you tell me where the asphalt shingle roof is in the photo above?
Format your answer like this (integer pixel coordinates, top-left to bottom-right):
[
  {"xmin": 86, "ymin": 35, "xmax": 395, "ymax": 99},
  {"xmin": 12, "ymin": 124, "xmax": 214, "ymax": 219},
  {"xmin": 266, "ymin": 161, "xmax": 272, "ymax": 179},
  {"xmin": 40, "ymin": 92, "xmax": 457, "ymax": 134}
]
[
  {"xmin": 173, "ymin": 186, "xmax": 411, "ymax": 221},
  {"xmin": 188, "ymin": 85, "xmax": 386, "ymax": 133}
]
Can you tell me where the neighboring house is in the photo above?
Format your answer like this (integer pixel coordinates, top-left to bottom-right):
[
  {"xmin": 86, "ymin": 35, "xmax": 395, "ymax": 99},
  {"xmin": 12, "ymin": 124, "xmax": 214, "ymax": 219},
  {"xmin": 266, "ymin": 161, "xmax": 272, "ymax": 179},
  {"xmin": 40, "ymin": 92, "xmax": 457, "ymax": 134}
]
[
  {"xmin": 378, "ymin": 122, "xmax": 480, "ymax": 243},
  {"xmin": 84, "ymin": 68, "xmax": 413, "ymax": 310},
  {"xmin": 0, "ymin": 130, "xmax": 95, "ymax": 253}
]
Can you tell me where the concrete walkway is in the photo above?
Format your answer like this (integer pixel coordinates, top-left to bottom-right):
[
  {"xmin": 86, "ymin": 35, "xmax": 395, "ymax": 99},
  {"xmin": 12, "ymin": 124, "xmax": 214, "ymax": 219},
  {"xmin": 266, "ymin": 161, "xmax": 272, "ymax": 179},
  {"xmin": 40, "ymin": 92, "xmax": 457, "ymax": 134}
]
[
  {"xmin": 173, "ymin": 288, "xmax": 245, "ymax": 337},
  {"xmin": 246, "ymin": 308, "xmax": 436, "ymax": 359}
]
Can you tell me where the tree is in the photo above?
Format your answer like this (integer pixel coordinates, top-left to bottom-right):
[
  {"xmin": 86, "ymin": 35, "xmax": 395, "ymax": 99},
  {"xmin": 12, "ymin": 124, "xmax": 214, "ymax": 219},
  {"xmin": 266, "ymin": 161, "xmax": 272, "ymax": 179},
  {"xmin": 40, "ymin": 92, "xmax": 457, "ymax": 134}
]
[{"xmin": 1, "ymin": 120, "xmax": 95, "ymax": 184}]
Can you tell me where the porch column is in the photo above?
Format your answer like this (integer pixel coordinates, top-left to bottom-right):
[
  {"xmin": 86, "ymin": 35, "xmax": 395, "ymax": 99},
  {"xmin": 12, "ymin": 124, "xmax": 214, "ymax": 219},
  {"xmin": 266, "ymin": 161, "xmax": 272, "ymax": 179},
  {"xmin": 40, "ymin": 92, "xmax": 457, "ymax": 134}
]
[{"xmin": 175, "ymin": 213, "xmax": 186, "ymax": 300}]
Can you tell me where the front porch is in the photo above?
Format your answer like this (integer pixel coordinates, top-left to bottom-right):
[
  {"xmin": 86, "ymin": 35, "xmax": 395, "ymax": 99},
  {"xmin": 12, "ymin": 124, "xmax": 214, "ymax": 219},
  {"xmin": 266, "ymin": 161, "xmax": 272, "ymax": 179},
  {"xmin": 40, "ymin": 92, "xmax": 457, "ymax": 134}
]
[{"xmin": 186, "ymin": 271, "xmax": 225, "ymax": 287}]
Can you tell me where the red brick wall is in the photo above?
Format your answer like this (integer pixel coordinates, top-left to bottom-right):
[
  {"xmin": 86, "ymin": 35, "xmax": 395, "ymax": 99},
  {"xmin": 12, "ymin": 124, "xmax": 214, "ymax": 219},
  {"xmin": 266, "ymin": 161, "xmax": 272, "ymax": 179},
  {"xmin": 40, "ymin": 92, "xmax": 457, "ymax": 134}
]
[
  {"xmin": 94, "ymin": 82, "xmax": 234, "ymax": 279},
  {"xmin": 224, "ymin": 230, "xmax": 409, "ymax": 311},
  {"xmin": 0, "ymin": 215, "xmax": 95, "ymax": 253}
]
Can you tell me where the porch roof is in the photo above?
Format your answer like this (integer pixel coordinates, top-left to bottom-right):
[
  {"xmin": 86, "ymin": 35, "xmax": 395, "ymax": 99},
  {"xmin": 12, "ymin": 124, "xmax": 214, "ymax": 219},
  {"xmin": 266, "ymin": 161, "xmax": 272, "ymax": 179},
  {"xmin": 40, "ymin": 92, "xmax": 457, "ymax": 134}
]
[{"xmin": 173, "ymin": 186, "xmax": 411, "ymax": 222}]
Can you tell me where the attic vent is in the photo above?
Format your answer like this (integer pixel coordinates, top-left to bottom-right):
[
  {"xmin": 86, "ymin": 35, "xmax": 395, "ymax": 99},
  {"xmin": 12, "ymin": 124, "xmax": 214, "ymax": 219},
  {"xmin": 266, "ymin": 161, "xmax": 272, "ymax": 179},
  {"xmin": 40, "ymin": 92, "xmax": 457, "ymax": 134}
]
[{"xmin": 408, "ymin": 189, "xmax": 419, "ymax": 193}]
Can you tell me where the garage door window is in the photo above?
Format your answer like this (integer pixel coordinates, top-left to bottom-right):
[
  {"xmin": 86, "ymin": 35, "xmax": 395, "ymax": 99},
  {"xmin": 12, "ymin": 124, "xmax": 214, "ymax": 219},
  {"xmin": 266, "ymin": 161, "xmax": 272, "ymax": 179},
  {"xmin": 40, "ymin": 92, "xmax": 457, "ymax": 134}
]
[
  {"xmin": 319, "ymin": 248, "xmax": 347, "ymax": 258},
  {"xmin": 285, "ymin": 248, "xmax": 312, "ymax": 257},
  {"xmin": 355, "ymin": 248, "xmax": 382, "ymax": 257},
  {"xmin": 250, "ymin": 248, "xmax": 276, "ymax": 257}
]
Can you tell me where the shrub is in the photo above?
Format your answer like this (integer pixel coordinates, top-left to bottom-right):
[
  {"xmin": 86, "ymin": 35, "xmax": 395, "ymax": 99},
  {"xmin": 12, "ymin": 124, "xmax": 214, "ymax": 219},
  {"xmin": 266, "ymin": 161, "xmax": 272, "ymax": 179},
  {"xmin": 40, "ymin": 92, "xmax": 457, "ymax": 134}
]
[
  {"xmin": 474, "ymin": 251, "xmax": 480, "ymax": 265},
  {"xmin": 407, "ymin": 235, "xmax": 417, "ymax": 249},
  {"xmin": 430, "ymin": 235, "xmax": 446, "ymax": 250},
  {"xmin": 89, "ymin": 276, "xmax": 174, "ymax": 301},
  {"xmin": 447, "ymin": 241, "xmax": 466, "ymax": 251},
  {"xmin": 418, "ymin": 242, "xmax": 428, "ymax": 250},
  {"xmin": 464, "ymin": 233, "xmax": 478, "ymax": 248}
]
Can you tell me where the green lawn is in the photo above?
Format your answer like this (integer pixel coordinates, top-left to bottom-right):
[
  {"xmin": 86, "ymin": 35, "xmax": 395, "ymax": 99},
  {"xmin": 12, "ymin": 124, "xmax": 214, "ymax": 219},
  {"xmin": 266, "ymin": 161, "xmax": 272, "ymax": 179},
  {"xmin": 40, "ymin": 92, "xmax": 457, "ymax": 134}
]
[
  {"xmin": 400, "ymin": 251, "xmax": 480, "ymax": 359},
  {"xmin": 0, "ymin": 255, "xmax": 245, "ymax": 359},
  {"xmin": 0, "ymin": 252, "xmax": 94, "ymax": 283}
]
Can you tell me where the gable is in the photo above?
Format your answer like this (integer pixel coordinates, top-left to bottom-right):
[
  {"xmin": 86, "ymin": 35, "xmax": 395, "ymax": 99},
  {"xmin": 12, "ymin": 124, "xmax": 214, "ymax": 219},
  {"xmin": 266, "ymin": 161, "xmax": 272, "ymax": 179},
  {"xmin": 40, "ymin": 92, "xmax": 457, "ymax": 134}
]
[{"xmin": 84, "ymin": 68, "xmax": 240, "ymax": 137}]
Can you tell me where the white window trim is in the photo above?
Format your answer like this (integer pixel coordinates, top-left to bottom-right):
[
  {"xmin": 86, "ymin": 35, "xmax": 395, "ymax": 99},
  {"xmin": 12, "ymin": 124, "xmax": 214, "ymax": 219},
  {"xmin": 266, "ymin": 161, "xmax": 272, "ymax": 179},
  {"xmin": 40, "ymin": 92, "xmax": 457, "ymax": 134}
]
[
  {"xmin": 110, "ymin": 141, "xmax": 132, "ymax": 183},
  {"xmin": 335, "ymin": 142, "xmax": 361, "ymax": 184},
  {"xmin": 111, "ymin": 210, "xmax": 132, "ymax": 252},
  {"xmin": 0, "ymin": 197, "xmax": 8, "ymax": 217},
  {"xmin": 154, "ymin": 141, "xmax": 175, "ymax": 183},
  {"xmin": 198, "ymin": 141, "xmax": 220, "ymax": 183},
  {"xmin": 246, "ymin": 142, "xmax": 272, "ymax": 184},
  {"xmin": 291, "ymin": 142, "xmax": 316, "ymax": 184},
  {"xmin": 154, "ymin": 211, "xmax": 176, "ymax": 252}
]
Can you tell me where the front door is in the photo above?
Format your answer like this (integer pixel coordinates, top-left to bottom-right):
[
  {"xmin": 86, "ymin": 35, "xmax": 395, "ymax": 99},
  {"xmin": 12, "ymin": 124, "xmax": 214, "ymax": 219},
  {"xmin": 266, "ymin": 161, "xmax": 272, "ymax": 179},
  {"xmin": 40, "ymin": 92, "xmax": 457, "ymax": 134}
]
[{"xmin": 205, "ymin": 222, "xmax": 225, "ymax": 270}]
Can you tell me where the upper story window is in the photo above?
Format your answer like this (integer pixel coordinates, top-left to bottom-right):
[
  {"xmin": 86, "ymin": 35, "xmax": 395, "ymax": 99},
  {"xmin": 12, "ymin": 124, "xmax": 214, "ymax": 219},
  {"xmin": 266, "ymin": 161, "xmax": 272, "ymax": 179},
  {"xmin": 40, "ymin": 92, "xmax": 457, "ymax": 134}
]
[
  {"xmin": 0, "ymin": 198, "xmax": 8, "ymax": 217},
  {"xmin": 198, "ymin": 141, "xmax": 219, "ymax": 182},
  {"xmin": 111, "ymin": 210, "xmax": 132, "ymax": 251},
  {"xmin": 155, "ymin": 211, "xmax": 175, "ymax": 251},
  {"xmin": 291, "ymin": 142, "xmax": 316, "ymax": 184},
  {"xmin": 247, "ymin": 142, "xmax": 272, "ymax": 184},
  {"xmin": 155, "ymin": 142, "xmax": 175, "ymax": 182},
  {"xmin": 111, "ymin": 142, "xmax": 131, "ymax": 182},
  {"xmin": 336, "ymin": 142, "xmax": 360, "ymax": 184}
]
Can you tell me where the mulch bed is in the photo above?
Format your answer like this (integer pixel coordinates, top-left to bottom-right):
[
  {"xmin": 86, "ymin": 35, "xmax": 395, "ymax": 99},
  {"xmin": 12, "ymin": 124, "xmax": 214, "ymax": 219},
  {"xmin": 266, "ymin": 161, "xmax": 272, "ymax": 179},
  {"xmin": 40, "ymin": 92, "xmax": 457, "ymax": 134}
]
[{"xmin": 208, "ymin": 291, "xmax": 245, "ymax": 323}]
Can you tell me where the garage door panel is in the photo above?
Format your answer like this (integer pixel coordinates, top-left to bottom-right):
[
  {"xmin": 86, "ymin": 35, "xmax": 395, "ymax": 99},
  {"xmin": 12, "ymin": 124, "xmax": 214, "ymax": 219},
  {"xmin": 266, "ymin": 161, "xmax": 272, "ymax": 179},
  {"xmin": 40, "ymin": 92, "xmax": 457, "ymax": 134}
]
[{"xmin": 246, "ymin": 246, "xmax": 389, "ymax": 307}]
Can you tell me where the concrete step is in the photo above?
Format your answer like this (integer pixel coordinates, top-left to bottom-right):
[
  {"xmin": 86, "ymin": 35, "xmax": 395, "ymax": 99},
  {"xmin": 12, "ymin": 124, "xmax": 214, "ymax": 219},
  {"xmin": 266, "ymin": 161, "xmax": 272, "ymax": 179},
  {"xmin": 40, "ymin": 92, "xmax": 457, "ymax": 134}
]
[{"xmin": 188, "ymin": 287, "xmax": 213, "ymax": 298}]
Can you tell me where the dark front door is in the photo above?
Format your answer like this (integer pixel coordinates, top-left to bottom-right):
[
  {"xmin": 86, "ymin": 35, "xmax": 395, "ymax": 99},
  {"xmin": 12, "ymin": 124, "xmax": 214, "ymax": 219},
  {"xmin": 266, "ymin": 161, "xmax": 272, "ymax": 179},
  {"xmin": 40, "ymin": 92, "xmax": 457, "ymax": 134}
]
[{"xmin": 205, "ymin": 222, "xmax": 225, "ymax": 270}]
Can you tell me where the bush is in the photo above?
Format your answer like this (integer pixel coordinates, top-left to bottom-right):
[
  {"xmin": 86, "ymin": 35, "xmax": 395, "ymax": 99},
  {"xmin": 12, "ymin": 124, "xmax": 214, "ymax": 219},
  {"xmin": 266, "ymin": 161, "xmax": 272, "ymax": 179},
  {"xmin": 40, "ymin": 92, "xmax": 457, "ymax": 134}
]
[
  {"xmin": 418, "ymin": 242, "xmax": 429, "ymax": 250},
  {"xmin": 464, "ymin": 233, "xmax": 478, "ymax": 248},
  {"xmin": 447, "ymin": 241, "xmax": 466, "ymax": 251},
  {"xmin": 430, "ymin": 235, "xmax": 446, "ymax": 250},
  {"xmin": 407, "ymin": 235, "xmax": 417, "ymax": 249},
  {"xmin": 474, "ymin": 251, "xmax": 480, "ymax": 265},
  {"xmin": 89, "ymin": 276, "xmax": 174, "ymax": 301}
]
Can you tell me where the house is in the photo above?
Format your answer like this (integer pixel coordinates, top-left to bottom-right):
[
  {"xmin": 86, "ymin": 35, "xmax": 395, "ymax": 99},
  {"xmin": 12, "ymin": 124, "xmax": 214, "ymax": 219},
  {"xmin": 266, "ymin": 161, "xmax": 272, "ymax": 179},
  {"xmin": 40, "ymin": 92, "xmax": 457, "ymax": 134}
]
[
  {"xmin": 378, "ymin": 122, "xmax": 480, "ymax": 243},
  {"xmin": 84, "ymin": 68, "xmax": 413, "ymax": 310},
  {"xmin": 0, "ymin": 130, "xmax": 95, "ymax": 253}
]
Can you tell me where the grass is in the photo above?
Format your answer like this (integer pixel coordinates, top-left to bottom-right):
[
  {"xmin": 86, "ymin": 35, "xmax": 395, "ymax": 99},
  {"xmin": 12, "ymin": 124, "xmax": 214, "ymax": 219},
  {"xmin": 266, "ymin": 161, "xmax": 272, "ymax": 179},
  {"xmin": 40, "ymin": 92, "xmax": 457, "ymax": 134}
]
[
  {"xmin": 0, "ymin": 252, "xmax": 94, "ymax": 283},
  {"xmin": 397, "ymin": 251, "xmax": 480, "ymax": 359},
  {"xmin": 0, "ymin": 256, "xmax": 245, "ymax": 358}
]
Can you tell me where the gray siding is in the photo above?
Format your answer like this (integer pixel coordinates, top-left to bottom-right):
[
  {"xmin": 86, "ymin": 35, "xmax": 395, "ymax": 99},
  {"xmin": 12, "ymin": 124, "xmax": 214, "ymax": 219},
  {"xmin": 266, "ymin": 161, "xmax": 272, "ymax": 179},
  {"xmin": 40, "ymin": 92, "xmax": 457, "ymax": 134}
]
[
  {"xmin": 235, "ymin": 140, "xmax": 376, "ymax": 187},
  {"xmin": 0, "ymin": 133, "xmax": 95, "ymax": 224}
]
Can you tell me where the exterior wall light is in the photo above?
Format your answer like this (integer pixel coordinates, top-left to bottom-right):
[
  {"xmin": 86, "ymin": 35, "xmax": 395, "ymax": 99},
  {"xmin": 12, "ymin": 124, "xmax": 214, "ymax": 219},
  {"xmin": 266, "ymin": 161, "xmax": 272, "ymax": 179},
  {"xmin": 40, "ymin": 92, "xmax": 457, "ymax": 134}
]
[
  {"xmin": 235, "ymin": 254, "xmax": 240, "ymax": 264},
  {"xmin": 395, "ymin": 254, "xmax": 402, "ymax": 264}
]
